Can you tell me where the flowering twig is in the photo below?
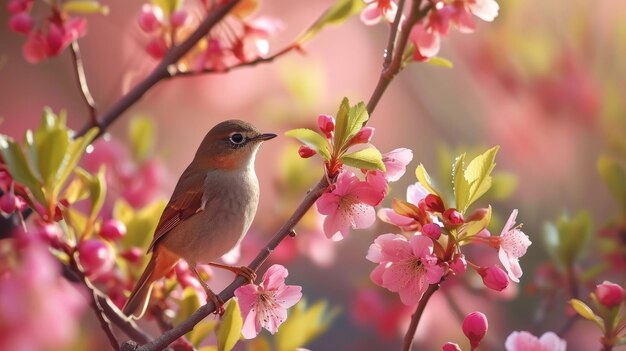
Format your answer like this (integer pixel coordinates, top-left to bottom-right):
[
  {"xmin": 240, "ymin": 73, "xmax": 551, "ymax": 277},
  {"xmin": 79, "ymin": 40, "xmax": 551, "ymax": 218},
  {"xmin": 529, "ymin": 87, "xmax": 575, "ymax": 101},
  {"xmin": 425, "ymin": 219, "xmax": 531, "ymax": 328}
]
[
  {"xmin": 383, "ymin": 0, "xmax": 406, "ymax": 69},
  {"xmin": 402, "ymin": 284, "xmax": 440, "ymax": 351},
  {"xmin": 69, "ymin": 41, "xmax": 97, "ymax": 123},
  {"xmin": 74, "ymin": 0, "xmax": 242, "ymax": 138},
  {"xmin": 174, "ymin": 44, "xmax": 301, "ymax": 77}
]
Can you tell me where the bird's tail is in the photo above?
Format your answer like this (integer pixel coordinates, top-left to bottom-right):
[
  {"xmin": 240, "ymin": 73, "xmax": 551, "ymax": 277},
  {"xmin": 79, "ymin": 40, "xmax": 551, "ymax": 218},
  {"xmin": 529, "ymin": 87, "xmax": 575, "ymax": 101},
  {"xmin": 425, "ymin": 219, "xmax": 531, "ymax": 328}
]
[{"xmin": 123, "ymin": 247, "xmax": 179, "ymax": 320}]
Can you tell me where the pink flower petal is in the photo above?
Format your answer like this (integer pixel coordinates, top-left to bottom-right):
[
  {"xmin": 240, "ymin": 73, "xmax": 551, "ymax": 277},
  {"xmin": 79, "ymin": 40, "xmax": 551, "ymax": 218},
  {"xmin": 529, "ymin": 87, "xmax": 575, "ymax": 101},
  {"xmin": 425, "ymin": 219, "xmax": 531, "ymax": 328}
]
[
  {"xmin": 537, "ymin": 332, "xmax": 566, "ymax": 351},
  {"xmin": 366, "ymin": 233, "xmax": 399, "ymax": 263},
  {"xmin": 275, "ymin": 285, "xmax": 302, "ymax": 308},
  {"xmin": 398, "ymin": 274, "xmax": 427, "ymax": 305},
  {"xmin": 501, "ymin": 209, "xmax": 518, "ymax": 234},
  {"xmin": 23, "ymin": 32, "xmax": 47, "ymax": 63},
  {"xmin": 234, "ymin": 284, "xmax": 258, "ymax": 313},
  {"xmin": 360, "ymin": 3, "xmax": 383, "ymax": 25},
  {"xmin": 370, "ymin": 264, "xmax": 386, "ymax": 286},
  {"xmin": 241, "ymin": 307, "xmax": 261, "ymax": 339},
  {"xmin": 409, "ymin": 235, "xmax": 434, "ymax": 258},
  {"xmin": 349, "ymin": 203, "xmax": 377, "ymax": 229},
  {"xmin": 383, "ymin": 148, "xmax": 413, "ymax": 182},
  {"xmin": 377, "ymin": 208, "xmax": 415, "ymax": 228},
  {"xmin": 469, "ymin": 0, "xmax": 499, "ymax": 22},
  {"xmin": 425, "ymin": 264, "xmax": 445, "ymax": 284},
  {"xmin": 381, "ymin": 261, "xmax": 412, "ymax": 292},
  {"xmin": 316, "ymin": 192, "xmax": 339, "ymax": 215},
  {"xmin": 406, "ymin": 182, "xmax": 429, "ymax": 205},
  {"xmin": 323, "ymin": 211, "xmax": 350, "ymax": 241},
  {"xmin": 379, "ymin": 235, "xmax": 412, "ymax": 262},
  {"xmin": 262, "ymin": 264, "xmax": 288, "ymax": 291}
]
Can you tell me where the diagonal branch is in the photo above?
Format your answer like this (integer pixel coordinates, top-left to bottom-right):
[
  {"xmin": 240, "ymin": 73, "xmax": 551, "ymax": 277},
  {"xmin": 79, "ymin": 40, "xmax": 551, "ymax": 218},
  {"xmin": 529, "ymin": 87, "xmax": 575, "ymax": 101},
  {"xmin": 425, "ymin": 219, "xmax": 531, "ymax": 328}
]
[
  {"xmin": 402, "ymin": 284, "xmax": 440, "ymax": 351},
  {"xmin": 74, "ymin": 0, "xmax": 242, "ymax": 139},
  {"xmin": 70, "ymin": 41, "xmax": 98, "ymax": 122},
  {"xmin": 123, "ymin": 1, "xmax": 434, "ymax": 349},
  {"xmin": 383, "ymin": 0, "xmax": 406, "ymax": 69}
]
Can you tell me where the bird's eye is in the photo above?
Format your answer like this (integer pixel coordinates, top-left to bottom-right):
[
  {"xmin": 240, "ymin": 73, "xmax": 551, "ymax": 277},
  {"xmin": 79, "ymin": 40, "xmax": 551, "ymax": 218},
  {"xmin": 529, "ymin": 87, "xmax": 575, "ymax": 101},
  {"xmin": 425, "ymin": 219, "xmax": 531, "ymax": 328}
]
[{"xmin": 229, "ymin": 133, "xmax": 245, "ymax": 144}]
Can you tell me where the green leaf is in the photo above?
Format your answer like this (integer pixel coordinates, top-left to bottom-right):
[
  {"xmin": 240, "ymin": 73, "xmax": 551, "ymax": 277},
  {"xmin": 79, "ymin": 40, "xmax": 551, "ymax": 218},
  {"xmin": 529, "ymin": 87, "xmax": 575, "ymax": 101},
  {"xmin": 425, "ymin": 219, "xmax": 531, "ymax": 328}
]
[
  {"xmin": 63, "ymin": 0, "xmax": 109, "ymax": 14},
  {"xmin": 276, "ymin": 299, "xmax": 339, "ymax": 351},
  {"xmin": 570, "ymin": 299, "xmax": 597, "ymax": 321},
  {"xmin": 217, "ymin": 299, "xmax": 243, "ymax": 351},
  {"xmin": 598, "ymin": 155, "xmax": 626, "ymax": 212},
  {"xmin": 340, "ymin": 147, "xmax": 385, "ymax": 171},
  {"xmin": 454, "ymin": 146, "xmax": 499, "ymax": 214},
  {"xmin": 284, "ymin": 128, "xmax": 331, "ymax": 160},
  {"xmin": 37, "ymin": 128, "xmax": 70, "ymax": 190},
  {"xmin": 427, "ymin": 56, "xmax": 454, "ymax": 69},
  {"xmin": 174, "ymin": 287, "xmax": 202, "ymax": 326},
  {"xmin": 151, "ymin": 0, "xmax": 181, "ymax": 14},
  {"xmin": 332, "ymin": 97, "xmax": 350, "ymax": 151},
  {"xmin": 189, "ymin": 320, "xmax": 217, "ymax": 348},
  {"xmin": 117, "ymin": 199, "xmax": 166, "ymax": 250},
  {"xmin": 486, "ymin": 172, "xmax": 518, "ymax": 200},
  {"xmin": 297, "ymin": 0, "xmax": 364, "ymax": 44},
  {"xmin": 332, "ymin": 98, "xmax": 369, "ymax": 151},
  {"xmin": 0, "ymin": 136, "xmax": 45, "ymax": 204},
  {"xmin": 543, "ymin": 211, "xmax": 593, "ymax": 269},
  {"xmin": 53, "ymin": 127, "xmax": 98, "ymax": 195},
  {"xmin": 128, "ymin": 116, "xmax": 156, "ymax": 162},
  {"xmin": 415, "ymin": 164, "xmax": 443, "ymax": 199}
]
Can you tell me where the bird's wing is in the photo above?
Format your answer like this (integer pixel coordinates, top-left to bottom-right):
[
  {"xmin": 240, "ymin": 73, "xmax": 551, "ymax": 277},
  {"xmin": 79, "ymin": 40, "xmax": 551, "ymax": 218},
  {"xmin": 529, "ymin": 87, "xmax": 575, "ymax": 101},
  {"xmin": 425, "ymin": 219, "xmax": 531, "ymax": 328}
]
[{"xmin": 147, "ymin": 169, "xmax": 206, "ymax": 253}]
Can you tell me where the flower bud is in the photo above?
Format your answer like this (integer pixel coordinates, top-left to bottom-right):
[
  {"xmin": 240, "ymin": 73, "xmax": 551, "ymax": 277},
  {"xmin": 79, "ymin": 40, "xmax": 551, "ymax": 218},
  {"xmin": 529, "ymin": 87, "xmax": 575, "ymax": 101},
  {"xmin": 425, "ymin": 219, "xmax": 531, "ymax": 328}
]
[
  {"xmin": 318, "ymin": 114, "xmax": 335, "ymax": 138},
  {"xmin": 78, "ymin": 239, "xmax": 115, "ymax": 278},
  {"xmin": 595, "ymin": 281, "xmax": 625, "ymax": 308},
  {"xmin": 99, "ymin": 219, "xmax": 127, "ymax": 241},
  {"xmin": 298, "ymin": 145, "xmax": 316, "ymax": 158},
  {"xmin": 36, "ymin": 223, "xmax": 63, "ymax": 249},
  {"xmin": 46, "ymin": 23, "xmax": 64, "ymax": 55},
  {"xmin": 350, "ymin": 127, "xmax": 375, "ymax": 145},
  {"xmin": 466, "ymin": 207, "xmax": 489, "ymax": 222},
  {"xmin": 450, "ymin": 254, "xmax": 467, "ymax": 274},
  {"xmin": 478, "ymin": 266, "xmax": 509, "ymax": 291},
  {"xmin": 424, "ymin": 194, "xmax": 445, "ymax": 213},
  {"xmin": 170, "ymin": 9, "xmax": 189, "ymax": 28},
  {"xmin": 121, "ymin": 247, "xmax": 143, "ymax": 264},
  {"xmin": 146, "ymin": 37, "xmax": 168, "ymax": 59},
  {"xmin": 443, "ymin": 208, "xmax": 464, "ymax": 227},
  {"xmin": 7, "ymin": 0, "xmax": 28, "ymax": 14},
  {"xmin": 9, "ymin": 12, "xmax": 34, "ymax": 34},
  {"xmin": 0, "ymin": 192, "xmax": 18, "ymax": 214},
  {"xmin": 442, "ymin": 342, "xmax": 462, "ymax": 351},
  {"xmin": 462, "ymin": 311, "xmax": 488, "ymax": 348},
  {"xmin": 422, "ymin": 223, "xmax": 441, "ymax": 240},
  {"xmin": 138, "ymin": 4, "xmax": 163, "ymax": 32}
]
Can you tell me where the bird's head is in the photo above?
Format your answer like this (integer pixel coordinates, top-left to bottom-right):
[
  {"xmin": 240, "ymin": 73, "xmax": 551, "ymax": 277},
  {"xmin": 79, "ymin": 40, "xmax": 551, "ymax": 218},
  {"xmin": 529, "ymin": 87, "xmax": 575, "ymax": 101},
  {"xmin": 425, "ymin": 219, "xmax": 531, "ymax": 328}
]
[{"xmin": 193, "ymin": 119, "xmax": 277, "ymax": 170}]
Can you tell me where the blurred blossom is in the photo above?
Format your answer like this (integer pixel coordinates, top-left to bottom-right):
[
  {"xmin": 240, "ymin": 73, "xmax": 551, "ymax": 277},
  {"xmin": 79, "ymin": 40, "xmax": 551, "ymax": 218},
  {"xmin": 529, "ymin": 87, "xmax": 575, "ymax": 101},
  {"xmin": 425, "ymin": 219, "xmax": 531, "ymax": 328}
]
[
  {"xmin": 234, "ymin": 264, "xmax": 302, "ymax": 338},
  {"xmin": 77, "ymin": 239, "xmax": 115, "ymax": 279},
  {"xmin": 377, "ymin": 182, "xmax": 433, "ymax": 231},
  {"xmin": 497, "ymin": 210, "xmax": 531, "ymax": 283},
  {"xmin": 382, "ymin": 148, "xmax": 413, "ymax": 182},
  {"xmin": 316, "ymin": 170, "xmax": 387, "ymax": 241},
  {"xmin": 443, "ymin": 342, "xmax": 462, "ymax": 351},
  {"xmin": 367, "ymin": 234, "xmax": 444, "ymax": 305},
  {"xmin": 360, "ymin": 0, "xmax": 398, "ymax": 26},
  {"xmin": 505, "ymin": 331, "xmax": 566, "ymax": 351},
  {"xmin": 351, "ymin": 288, "xmax": 412, "ymax": 339},
  {"xmin": 0, "ymin": 236, "xmax": 87, "ymax": 350}
]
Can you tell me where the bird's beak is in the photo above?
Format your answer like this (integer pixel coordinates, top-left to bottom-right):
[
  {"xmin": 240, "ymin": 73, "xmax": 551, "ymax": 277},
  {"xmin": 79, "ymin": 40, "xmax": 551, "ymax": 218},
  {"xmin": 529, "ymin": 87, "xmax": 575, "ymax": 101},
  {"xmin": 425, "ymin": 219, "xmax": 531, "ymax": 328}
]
[{"xmin": 255, "ymin": 133, "xmax": 277, "ymax": 141}]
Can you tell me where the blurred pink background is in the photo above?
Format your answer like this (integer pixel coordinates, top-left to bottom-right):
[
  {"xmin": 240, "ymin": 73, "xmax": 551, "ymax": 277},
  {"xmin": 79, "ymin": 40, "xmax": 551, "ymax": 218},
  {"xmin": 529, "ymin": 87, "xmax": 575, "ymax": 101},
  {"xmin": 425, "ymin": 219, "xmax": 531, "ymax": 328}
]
[{"xmin": 2, "ymin": 0, "xmax": 626, "ymax": 350}]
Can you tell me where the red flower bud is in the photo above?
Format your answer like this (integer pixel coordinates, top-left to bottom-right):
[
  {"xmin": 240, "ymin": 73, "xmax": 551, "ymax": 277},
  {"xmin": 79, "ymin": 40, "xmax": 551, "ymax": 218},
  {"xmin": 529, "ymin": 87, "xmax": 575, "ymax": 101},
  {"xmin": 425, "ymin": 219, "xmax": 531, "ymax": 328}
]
[
  {"xmin": 298, "ymin": 145, "xmax": 316, "ymax": 158},
  {"xmin": 450, "ymin": 254, "xmax": 467, "ymax": 274},
  {"xmin": 462, "ymin": 311, "xmax": 488, "ymax": 349},
  {"xmin": 99, "ymin": 219, "xmax": 127, "ymax": 241},
  {"xmin": 442, "ymin": 342, "xmax": 462, "ymax": 351},
  {"xmin": 170, "ymin": 9, "xmax": 189, "ymax": 28},
  {"xmin": 318, "ymin": 114, "xmax": 335, "ymax": 139},
  {"xmin": 350, "ymin": 127, "xmax": 375, "ymax": 145},
  {"xmin": 595, "ymin": 281, "xmax": 625, "ymax": 308},
  {"xmin": 9, "ymin": 12, "xmax": 34, "ymax": 34},
  {"xmin": 422, "ymin": 223, "xmax": 441, "ymax": 240},
  {"xmin": 138, "ymin": 4, "xmax": 163, "ymax": 32},
  {"xmin": 0, "ymin": 192, "xmax": 18, "ymax": 214},
  {"xmin": 7, "ymin": 0, "xmax": 29, "ymax": 14},
  {"xmin": 36, "ymin": 223, "xmax": 63, "ymax": 249},
  {"xmin": 146, "ymin": 37, "xmax": 168, "ymax": 59},
  {"xmin": 121, "ymin": 247, "xmax": 143, "ymax": 264},
  {"xmin": 424, "ymin": 194, "xmax": 445, "ymax": 213},
  {"xmin": 478, "ymin": 266, "xmax": 509, "ymax": 291},
  {"xmin": 46, "ymin": 23, "xmax": 64, "ymax": 56},
  {"xmin": 443, "ymin": 208, "xmax": 464, "ymax": 227},
  {"xmin": 78, "ymin": 239, "xmax": 115, "ymax": 278}
]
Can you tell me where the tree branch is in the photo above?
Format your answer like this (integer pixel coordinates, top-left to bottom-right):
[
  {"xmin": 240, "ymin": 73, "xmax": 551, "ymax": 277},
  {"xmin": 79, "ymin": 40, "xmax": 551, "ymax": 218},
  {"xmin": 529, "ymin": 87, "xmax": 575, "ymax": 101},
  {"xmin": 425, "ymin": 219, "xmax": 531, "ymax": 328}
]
[
  {"xmin": 383, "ymin": 0, "xmax": 406, "ymax": 69},
  {"xmin": 74, "ymin": 0, "xmax": 242, "ymax": 139},
  {"xmin": 70, "ymin": 41, "xmax": 97, "ymax": 123},
  {"xmin": 402, "ymin": 284, "xmax": 440, "ymax": 351}
]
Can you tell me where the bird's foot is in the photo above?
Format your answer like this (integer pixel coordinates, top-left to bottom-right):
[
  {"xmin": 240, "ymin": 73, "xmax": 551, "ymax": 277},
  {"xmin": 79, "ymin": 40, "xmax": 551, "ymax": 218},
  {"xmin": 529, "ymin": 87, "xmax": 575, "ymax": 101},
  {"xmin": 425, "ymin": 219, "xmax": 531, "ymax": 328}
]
[
  {"xmin": 209, "ymin": 262, "xmax": 257, "ymax": 284},
  {"xmin": 206, "ymin": 290, "xmax": 225, "ymax": 316}
]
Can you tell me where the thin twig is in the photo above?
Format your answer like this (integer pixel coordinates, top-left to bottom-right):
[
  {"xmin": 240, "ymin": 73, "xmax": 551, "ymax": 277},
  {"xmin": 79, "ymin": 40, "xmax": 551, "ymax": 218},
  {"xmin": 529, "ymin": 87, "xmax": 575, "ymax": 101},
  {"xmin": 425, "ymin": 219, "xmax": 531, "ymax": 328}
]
[
  {"xmin": 74, "ymin": 0, "xmax": 242, "ymax": 139},
  {"xmin": 174, "ymin": 44, "xmax": 301, "ymax": 77},
  {"xmin": 91, "ymin": 290, "xmax": 121, "ymax": 351},
  {"xmin": 70, "ymin": 41, "xmax": 98, "ymax": 122},
  {"xmin": 402, "ymin": 284, "xmax": 440, "ymax": 351},
  {"xmin": 383, "ymin": 0, "xmax": 406, "ymax": 69}
]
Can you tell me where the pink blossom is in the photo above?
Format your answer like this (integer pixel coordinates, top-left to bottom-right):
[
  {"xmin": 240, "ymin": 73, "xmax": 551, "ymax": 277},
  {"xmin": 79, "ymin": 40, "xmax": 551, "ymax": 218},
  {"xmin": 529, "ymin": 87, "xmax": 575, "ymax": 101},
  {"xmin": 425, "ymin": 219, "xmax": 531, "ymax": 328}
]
[
  {"xmin": 595, "ymin": 281, "xmax": 625, "ymax": 308},
  {"xmin": 317, "ymin": 170, "xmax": 387, "ymax": 241},
  {"xmin": 377, "ymin": 182, "xmax": 430, "ymax": 231},
  {"xmin": 505, "ymin": 331, "xmax": 566, "ymax": 351},
  {"xmin": 77, "ymin": 239, "xmax": 115, "ymax": 278},
  {"xmin": 478, "ymin": 265, "xmax": 509, "ymax": 291},
  {"xmin": 193, "ymin": 38, "xmax": 228, "ymax": 72},
  {"xmin": 318, "ymin": 114, "xmax": 335, "ymax": 138},
  {"xmin": 409, "ymin": 22, "xmax": 441, "ymax": 60},
  {"xmin": 367, "ymin": 234, "xmax": 444, "ymax": 305},
  {"xmin": 450, "ymin": 254, "xmax": 467, "ymax": 274},
  {"xmin": 467, "ymin": 0, "xmax": 499, "ymax": 22},
  {"xmin": 0, "ymin": 192, "xmax": 18, "ymax": 214},
  {"xmin": 498, "ymin": 210, "xmax": 531, "ymax": 283},
  {"xmin": 99, "ymin": 219, "xmax": 127, "ymax": 241},
  {"xmin": 8, "ymin": 12, "xmax": 34, "ymax": 34},
  {"xmin": 360, "ymin": 0, "xmax": 398, "ymax": 26},
  {"xmin": 234, "ymin": 264, "xmax": 302, "ymax": 339},
  {"xmin": 382, "ymin": 148, "xmax": 413, "ymax": 182},
  {"xmin": 463, "ymin": 311, "xmax": 488, "ymax": 349},
  {"xmin": 350, "ymin": 127, "xmax": 375, "ymax": 145},
  {"xmin": 138, "ymin": 4, "xmax": 164, "ymax": 33},
  {"xmin": 234, "ymin": 17, "xmax": 283, "ymax": 62}
]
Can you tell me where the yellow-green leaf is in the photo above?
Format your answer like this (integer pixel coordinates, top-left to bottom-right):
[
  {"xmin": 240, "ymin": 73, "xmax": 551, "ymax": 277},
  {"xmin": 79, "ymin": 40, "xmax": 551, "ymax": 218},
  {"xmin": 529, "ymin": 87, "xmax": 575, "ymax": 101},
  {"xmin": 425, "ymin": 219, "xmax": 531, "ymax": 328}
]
[
  {"xmin": 332, "ymin": 97, "xmax": 350, "ymax": 151},
  {"xmin": 151, "ymin": 0, "xmax": 181, "ymax": 14},
  {"xmin": 415, "ymin": 164, "xmax": 443, "ymax": 199},
  {"xmin": 0, "ymin": 136, "xmax": 45, "ymax": 203},
  {"xmin": 117, "ymin": 199, "xmax": 166, "ymax": 250},
  {"xmin": 543, "ymin": 211, "xmax": 592, "ymax": 269},
  {"xmin": 486, "ymin": 172, "xmax": 518, "ymax": 200},
  {"xmin": 37, "ymin": 128, "xmax": 70, "ymax": 190},
  {"xmin": 174, "ymin": 287, "xmax": 202, "ymax": 325},
  {"xmin": 457, "ymin": 206, "xmax": 492, "ymax": 240},
  {"xmin": 189, "ymin": 320, "xmax": 218, "ymax": 348},
  {"xmin": 455, "ymin": 146, "xmax": 499, "ymax": 213},
  {"xmin": 128, "ymin": 116, "xmax": 156, "ymax": 162},
  {"xmin": 284, "ymin": 128, "xmax": 331, "ymax": 160},
  {"xmin": 570, "ymin": 299, "xmax": 597, "ymax": 321},
  {"xmin": 217, "ymin": 299, "xmax": 243, "ymax": 351},
  {"xmin": 598, "ymin": 155, "xmax": 626, "ymax": 212},
  {"xmin": 63, "ymin": 0, "xmax": 109, "ymax": 14},
  {"xmin": 453, "ymin": 153, "xmax": 469, "ymax": 212},
  {"xmin": 332, "ymin": 98, "xmax": 369, "ymax": 151},
  {"xmin": 427, "ymin": 56, "xmax": 454, "ymax": 69},
  {"xmin": 297, "ymin": 0, "xmax": 364, "ymax": 44},
  {"xmin": 276, "ymin": 299, "xmax": 339, "ymax": 351},
  {"xmin": 53, "ymin": 127, "xmax": 98, "ymax": 195},
  {"xmin": 340, "ymin": 147, "xmax": 385, "ymax": 171}
]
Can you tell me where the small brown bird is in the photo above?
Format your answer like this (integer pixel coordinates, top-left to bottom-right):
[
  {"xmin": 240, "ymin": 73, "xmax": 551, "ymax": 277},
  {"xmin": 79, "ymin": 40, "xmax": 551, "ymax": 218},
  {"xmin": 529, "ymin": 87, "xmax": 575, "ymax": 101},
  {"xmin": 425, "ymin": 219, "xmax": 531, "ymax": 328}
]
[{"xmin": 123, "ymin": 120, "xmax": 276, "ymax": 319}]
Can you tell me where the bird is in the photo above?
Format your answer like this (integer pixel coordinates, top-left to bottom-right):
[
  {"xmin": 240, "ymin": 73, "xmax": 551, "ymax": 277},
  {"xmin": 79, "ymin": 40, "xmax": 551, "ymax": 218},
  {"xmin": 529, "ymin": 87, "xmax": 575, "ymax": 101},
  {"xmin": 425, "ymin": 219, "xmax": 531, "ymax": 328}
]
[{"xmin": 122, "ymin": 120, "xmax": 277, "ymax": 320}]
